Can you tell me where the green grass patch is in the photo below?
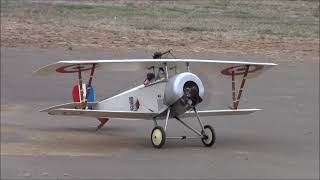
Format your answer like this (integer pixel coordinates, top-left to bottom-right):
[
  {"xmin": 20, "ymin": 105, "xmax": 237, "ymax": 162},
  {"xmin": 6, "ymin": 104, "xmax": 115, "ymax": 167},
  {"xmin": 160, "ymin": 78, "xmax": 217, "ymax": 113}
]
[
  {"xmin": 180, "ymin": 26, "xmax": 207, "ymax": 32},
  {"xmin": 51, "ymin": 4, "xmax": 140, "ymax": 15},
  {"xmin": 1, "ymin": 0, "xmax": 319, "ymax": 38}
]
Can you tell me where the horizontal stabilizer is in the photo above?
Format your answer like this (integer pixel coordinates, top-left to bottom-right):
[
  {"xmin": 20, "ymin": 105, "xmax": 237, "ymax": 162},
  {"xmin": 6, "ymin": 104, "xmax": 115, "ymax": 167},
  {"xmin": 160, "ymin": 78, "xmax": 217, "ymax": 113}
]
[
  {"xmin": 40, "ymin": 102, "xmax": 99, "ymax": 112},
  {"xmin": 180, "ymin": 108, "xmax": 261, "ymax": 118}
]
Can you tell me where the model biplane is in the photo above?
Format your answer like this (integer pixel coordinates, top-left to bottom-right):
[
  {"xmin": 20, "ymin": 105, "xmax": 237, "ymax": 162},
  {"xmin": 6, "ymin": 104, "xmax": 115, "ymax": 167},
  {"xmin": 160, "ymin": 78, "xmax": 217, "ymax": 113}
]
[{"xmin": 34, "ymin": 50, "xmax": 277, "ymax": 148}]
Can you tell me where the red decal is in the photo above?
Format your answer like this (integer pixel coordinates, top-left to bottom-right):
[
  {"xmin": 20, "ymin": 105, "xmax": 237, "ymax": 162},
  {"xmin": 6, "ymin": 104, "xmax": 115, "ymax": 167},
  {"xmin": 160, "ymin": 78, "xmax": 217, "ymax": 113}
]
[
  {"xmin": 221, "ymin": 65, "xmax": 263, "ymax": 76},
  {"xmin": 56, "ymin": 64, "xmax": 96, "ymax": 73}
]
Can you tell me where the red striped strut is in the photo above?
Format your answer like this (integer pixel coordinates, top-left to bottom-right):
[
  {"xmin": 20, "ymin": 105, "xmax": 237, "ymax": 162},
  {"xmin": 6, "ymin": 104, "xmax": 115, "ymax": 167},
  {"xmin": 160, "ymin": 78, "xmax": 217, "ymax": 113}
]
[{"xmin": 231, "ymin": 65, "xmax": 250, "ymax": 109}]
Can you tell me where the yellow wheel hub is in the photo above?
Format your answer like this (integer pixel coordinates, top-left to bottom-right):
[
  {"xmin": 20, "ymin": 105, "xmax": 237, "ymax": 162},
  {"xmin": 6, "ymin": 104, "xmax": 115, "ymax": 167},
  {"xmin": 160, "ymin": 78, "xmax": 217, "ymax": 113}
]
[
  {"xmin": 203, "ymin": 128, "xmax": 212, "ymax": 144},
  {"xmin": 152, "ymin": 129, "xmax": 163, "ymax": 146}
]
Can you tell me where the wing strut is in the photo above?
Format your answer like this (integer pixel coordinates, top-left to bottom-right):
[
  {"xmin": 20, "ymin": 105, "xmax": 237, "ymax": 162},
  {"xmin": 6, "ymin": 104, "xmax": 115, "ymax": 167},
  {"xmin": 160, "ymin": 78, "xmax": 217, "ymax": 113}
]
[{"xmin": 231, "ymin": 65, "xmax": 249, "ymax": 109}]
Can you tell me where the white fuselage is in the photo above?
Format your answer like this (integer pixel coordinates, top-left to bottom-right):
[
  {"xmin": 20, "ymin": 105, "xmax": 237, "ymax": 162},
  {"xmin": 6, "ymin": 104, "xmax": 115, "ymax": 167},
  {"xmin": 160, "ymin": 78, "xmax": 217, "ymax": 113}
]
[
  {"xmin": 96, "ymin": 81, "xmax": 167, "ymax": 113},
  {"xmin": 95, "ymin": 71, "xmax": 205, "ymax": 119}
]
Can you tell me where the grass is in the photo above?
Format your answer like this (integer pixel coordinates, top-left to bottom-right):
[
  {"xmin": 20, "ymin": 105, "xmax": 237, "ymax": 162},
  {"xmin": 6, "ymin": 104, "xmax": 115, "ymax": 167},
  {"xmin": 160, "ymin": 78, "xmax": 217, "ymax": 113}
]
[
  {"xmin": 51, "ymin": 4, "xmax": 148, "ymax": 16},
  {"xmin": 1, "ymin": 0, "xmax": 319, "ymax": 38}
]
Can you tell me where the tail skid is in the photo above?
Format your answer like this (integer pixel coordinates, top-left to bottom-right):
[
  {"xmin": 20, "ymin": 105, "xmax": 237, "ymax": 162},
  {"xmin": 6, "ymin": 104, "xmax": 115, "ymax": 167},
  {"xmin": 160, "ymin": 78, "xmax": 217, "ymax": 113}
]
[{"xmin": 96, "ymin": 118, "xmax": 109, "ymax": 131}]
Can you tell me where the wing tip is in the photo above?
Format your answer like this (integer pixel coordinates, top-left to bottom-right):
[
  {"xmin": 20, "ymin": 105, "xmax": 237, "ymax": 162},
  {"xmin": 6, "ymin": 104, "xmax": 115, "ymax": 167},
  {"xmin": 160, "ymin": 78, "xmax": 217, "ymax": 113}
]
[{"xmin": 248, "ymin": 108, "xmax": 262, "ymax": 111}]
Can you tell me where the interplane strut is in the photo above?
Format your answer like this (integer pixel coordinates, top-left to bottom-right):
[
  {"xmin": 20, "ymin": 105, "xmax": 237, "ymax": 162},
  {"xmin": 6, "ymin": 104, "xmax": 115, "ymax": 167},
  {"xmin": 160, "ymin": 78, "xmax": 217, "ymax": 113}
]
[{"xmin": 231, "ymin": 65, "xmax": 250, "ymax": 109}]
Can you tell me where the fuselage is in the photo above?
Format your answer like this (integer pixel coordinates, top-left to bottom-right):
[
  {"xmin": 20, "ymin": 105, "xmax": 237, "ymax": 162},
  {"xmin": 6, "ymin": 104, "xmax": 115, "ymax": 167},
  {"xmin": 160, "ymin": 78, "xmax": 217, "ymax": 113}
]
[{"xmin": 95, "ymin": 72, "xmax": 204, "ymax": 119}]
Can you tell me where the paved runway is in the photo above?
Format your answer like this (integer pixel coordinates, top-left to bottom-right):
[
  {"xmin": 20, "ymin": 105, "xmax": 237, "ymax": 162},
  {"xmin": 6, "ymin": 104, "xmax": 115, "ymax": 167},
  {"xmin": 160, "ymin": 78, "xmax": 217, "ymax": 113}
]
[{"xmin": 1, "ymin": 47, "xmax": 319, "ymax": 179}]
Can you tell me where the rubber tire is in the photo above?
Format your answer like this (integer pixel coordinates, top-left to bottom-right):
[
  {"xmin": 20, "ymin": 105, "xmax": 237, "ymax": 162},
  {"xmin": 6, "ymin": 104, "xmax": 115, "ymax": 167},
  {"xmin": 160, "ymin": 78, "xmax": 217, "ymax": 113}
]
[
  {"xmin": 151, "ymin": 126, "xmax": 166, "ymax": 148},
  {"xmin": 201, "ymin": 125, "xmax": 216, "ymax": 147}
]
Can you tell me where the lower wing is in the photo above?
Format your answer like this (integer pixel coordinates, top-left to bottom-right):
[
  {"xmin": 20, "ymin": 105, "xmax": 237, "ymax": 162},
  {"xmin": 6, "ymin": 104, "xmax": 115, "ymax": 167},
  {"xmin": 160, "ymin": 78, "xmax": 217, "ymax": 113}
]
[
  {"xmin": 43, "ymin": 108, "xmax": 260, "ymax": 120},
  {"xmin": 180, "ymin": 109, "xmax": 261, "ymax": 118},
  {"xmin": 45, "ymin": 108, "xmax": 158, "ymax": 120}
]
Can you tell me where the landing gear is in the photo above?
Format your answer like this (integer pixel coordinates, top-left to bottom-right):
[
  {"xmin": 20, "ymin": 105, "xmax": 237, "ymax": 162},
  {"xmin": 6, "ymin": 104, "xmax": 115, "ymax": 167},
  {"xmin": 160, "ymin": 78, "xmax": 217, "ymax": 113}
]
[
  {"xmin": 151, "ymin": 126, "xmax": 166, "ymax": 148},
  {"xmin": 150, "ymin": 107, "xmax": 216, "ymax": 148},
  {"xmin": 201, "ymin": 125, "xmax": 216, "ymax": 147}
]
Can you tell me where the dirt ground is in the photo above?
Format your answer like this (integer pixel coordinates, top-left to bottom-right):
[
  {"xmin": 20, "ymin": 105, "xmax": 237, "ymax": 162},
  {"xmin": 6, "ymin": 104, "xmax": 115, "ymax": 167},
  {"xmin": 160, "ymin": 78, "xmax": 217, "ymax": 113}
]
[{"xmin": 1, "ymin": 47, "xmax": 319, "ymax": 179}]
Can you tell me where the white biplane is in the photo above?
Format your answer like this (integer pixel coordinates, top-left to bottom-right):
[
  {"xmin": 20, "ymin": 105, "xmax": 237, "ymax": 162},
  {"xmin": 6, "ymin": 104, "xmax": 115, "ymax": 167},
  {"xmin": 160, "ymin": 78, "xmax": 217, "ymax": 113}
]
[{"xmin": 34, "ymin": 50, "xmax": 277, "ymax": 148}]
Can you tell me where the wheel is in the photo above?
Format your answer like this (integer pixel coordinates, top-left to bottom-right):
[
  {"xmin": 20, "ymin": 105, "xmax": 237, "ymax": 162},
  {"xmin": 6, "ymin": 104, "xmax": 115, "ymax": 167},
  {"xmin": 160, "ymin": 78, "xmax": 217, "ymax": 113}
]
[
  {"xmin": 201, "ymin": 125, "xmax": 216, "ymax": 147},
  {"xmin": 151, "ymin": 126, "xmax": 166, "ymax": 148}
]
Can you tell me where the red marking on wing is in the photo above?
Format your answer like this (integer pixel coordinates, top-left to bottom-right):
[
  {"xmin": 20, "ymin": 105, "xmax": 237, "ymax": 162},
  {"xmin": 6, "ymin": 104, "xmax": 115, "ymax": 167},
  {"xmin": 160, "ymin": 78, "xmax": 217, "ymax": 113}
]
[
  {"xmin": 221, "ymin": 65, "xmax": 263, "ymax": 76},
  {"xmin": 56, "ymin": 64, "xmax": 94, "ymax": 73}
]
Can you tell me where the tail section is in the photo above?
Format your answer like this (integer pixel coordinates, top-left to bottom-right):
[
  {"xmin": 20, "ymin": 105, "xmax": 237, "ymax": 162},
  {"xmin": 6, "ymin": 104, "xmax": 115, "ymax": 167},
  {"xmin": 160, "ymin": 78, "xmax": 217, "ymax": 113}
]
[
  {"xmin": 42, "ymin": 83, "xmax": 109, "ymax": 130},
  {"xmin": 71, "ymin": 83, "xmax": 108, "ymax": 130}
]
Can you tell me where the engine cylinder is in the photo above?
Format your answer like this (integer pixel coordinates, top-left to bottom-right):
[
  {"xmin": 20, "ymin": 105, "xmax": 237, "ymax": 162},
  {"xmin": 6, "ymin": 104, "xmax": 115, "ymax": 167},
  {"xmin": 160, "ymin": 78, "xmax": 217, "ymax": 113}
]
[{"xmin": 164, "ymin": 72, "xmax": 204, "ymax": 116}]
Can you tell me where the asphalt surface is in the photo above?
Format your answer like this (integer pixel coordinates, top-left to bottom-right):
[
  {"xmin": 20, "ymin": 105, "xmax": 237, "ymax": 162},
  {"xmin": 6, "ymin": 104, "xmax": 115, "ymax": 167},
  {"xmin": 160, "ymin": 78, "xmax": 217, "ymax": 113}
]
[{"xmin": 1, "ymin": 47, "xmax": 319, "ymax": 179}]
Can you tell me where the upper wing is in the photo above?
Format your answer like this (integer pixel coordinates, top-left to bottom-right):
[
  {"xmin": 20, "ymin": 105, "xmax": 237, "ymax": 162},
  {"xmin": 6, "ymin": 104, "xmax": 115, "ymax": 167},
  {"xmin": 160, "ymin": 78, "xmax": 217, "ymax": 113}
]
[
  {"xmin": 45, "ymin": 108, "xmax": 159, "ymax": 120},
  {"xmin": 180, "ymin": 108, "xmax": 261, "ymax": 118},
  {"xmin": 33, "ymin": 59, "xmax": 277, "ymax": 78}
]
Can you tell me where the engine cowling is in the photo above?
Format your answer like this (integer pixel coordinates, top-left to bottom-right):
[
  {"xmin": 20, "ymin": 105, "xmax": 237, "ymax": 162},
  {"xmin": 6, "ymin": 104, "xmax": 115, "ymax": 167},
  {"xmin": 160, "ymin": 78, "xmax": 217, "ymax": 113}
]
[{"xmin": 163, "ymin": 72, "xmax": 204, "ymax": 116}]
